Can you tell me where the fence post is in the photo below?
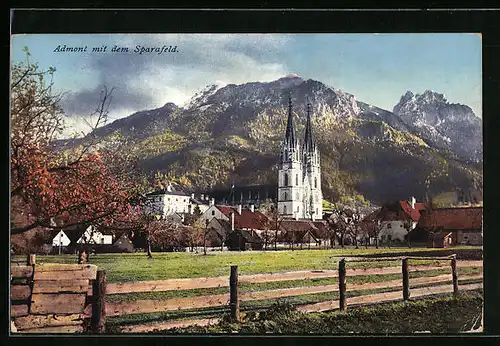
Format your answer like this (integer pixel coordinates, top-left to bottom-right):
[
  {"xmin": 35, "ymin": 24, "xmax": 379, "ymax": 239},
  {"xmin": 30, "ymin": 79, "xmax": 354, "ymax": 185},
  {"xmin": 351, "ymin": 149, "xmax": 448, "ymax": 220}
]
[
  {"xmin": 91, "ymin": 269, "xmax": 106, "ymax": 333},
  {"xmin": 339, "ymin": 258, "xmax": 346, "ymax": 311},
  {"xmin": 230, "ymin": 265, "xmax": 240, "ymax": 322},
  {"xmin": 402, "ymin": 257, "xmax": 410, "ymax": 302},
  {"xmin": 27, "ymin": 254, "xmax": 36, "ymax": 266},
  {"xmin": 451, "ymin": 254, "xmax": 459, "ymax": 296}
]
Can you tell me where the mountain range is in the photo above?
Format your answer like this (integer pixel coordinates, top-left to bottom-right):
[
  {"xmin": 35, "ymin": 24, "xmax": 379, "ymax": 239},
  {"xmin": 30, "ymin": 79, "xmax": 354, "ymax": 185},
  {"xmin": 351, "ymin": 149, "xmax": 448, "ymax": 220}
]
[{"xmin": 56, "ymin": 75, "xmax": 483, "ymax": 205}]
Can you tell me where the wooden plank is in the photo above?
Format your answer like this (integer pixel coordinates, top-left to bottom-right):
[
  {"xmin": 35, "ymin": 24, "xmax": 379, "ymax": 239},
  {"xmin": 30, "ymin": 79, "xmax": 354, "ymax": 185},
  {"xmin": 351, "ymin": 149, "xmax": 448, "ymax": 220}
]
[
  {"xmin": 35, "ymin": 263, "xmax": 97, "ymax": 272},
  {"xmin": 34, "ymin": 267, "xmax": 97, "ymax": 281},
  {"xmin": 347, "ymin": 266, "xmax": 401, "ymax": 276},
  {"xmin": 11, "ymin": 285, "xmax": 31, "ymax": 301},
  {"xmin": 408, "ymin": 261, "xmax": 482, "ymax": 270},
  {"xmin": 121, "ymin": 318, "xmax": 219, "ymax": 333},
  {"xmin": 32, "ymin": 279, "xmax": 89, "ymax": 294},
  {"xmin": 458, "ymin": 274, "xmax": 483, "ymax": 281},
  {"xmin": 410, "ymin": 274, "xmax": 452, "ymax": 285},
  {"xmin": 11, "ymin": 266, "xmax": 33, "ymax": 279},
  {"xmin": 14, "ymin": 314, "xmax": 84, "ymax": 330},
  {"xmin": 20, "ymin": 325, "xmax": 84, "ymax": 334},
  {"xmin": 11, "ymin": 304, "xmax": 29, "ymax": 317},
  {"xmin": 11, "ymin": 278, "xmax": 30, "ymax": 285},
  {"xmin": 456, "ymin": 261, "xmax": 483, "ymax": 268},
  {"xmin": 346, "ymin": 256, "xmax": 454, "ymax": 262},
  {"xmin": 106, "ymin": 276, "xmax": 229, "ymax": 295},
  {"xmin": 240, "ymin": 270, "xmax": 340, "ymax": 284},
  {"xmin": 30, "ymin": 293, "xmax": 86, "ymax": 314},
  {"xmin": 106, "ymin": 293, "xmax": 229, "ymax": 317}
]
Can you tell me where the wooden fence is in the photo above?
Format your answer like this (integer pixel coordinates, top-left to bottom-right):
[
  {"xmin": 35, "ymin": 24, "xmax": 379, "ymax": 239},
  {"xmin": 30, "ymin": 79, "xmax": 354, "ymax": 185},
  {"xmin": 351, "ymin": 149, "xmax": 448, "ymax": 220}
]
[
  {"xmin": 11, "ymin": 254, "xmax": 483, "ymax": 333},
  {"xmin": 10, "ymin": 255, "xmax": 103, "ymax": 333},
  {"xmin": 104, "ymin": 255, "xmax": 482, "ymax": 332}
]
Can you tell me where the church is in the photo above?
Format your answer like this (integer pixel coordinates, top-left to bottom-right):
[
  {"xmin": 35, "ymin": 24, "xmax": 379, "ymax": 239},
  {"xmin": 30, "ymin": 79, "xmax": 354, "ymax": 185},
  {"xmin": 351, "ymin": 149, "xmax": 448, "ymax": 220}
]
[{"xmin": 278, "ymin": 97, "xmax": 323, "ymax": 220}]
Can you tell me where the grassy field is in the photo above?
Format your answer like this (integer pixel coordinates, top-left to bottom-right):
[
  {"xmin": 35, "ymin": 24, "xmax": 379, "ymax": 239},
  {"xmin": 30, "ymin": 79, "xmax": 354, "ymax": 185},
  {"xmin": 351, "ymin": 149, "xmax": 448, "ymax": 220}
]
[{"xmin": 13, "ymin": 245, "xmax": 481, "ymax": 283}]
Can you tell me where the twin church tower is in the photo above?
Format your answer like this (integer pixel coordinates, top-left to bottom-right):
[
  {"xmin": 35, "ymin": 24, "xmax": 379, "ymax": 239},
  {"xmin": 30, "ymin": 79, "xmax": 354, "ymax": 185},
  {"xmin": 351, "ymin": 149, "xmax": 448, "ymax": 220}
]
[{"xmin": 278, "ymin": 97, "xmax": 323, "ymax": 220}]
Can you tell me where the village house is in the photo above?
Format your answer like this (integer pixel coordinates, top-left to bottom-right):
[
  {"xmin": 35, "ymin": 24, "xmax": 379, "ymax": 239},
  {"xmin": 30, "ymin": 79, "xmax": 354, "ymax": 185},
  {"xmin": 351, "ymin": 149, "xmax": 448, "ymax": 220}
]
[
  {"xmin": 164, "ymin": 211, "xmax": 185, "ymax": 224},
  {"xmin": 49, "ymin": 224, "xmax": 128, "ymax": 254},
  {"xmin": 111, "ymin": 232, "xmax": 135, "ymax": 253},
  {"xmin": 197, "ymin": 204, "xmax": 271, "ymax": 250},
  {"xmin": 189, "ymin": 193, "xmax": 212, "ymax": 214},
  {"xmin": 76, "ymin": 225, "xmax": 113, "ymax": 245},
  {"xmin": 279, "ymin": 219, "xmax": 321, "ymax": 249},
  {"xmin": 51, "ymin": 229, "xmax": 71, "ymax": 248},
  {"xmin": 205, "ymin": 218, "xmax": 231, "ymax": 248},
  {"xmin": 227, "ymin": 229, "xmax": 264, "ymax": 251},
  {"xmin": 417, "ymin": 207, "xmax": 483, "ymax": 247},
  {"xmin": 198, "ymin": 204, "xmax": 269, "ymax": 231},
  {"xmin": 145, "ymin": 185, "xmax": 192, "ymax": 217},
  {"xmin": 376, "ymin": 197, "xmax": 426, "ymax": 242}
]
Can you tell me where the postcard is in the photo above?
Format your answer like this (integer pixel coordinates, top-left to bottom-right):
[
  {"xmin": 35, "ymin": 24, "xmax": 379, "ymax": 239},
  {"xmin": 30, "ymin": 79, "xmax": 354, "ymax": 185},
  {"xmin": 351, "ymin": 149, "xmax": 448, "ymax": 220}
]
[{"xmin": 10, "ymin": 31, "xmax": 483, "ymax": 335}]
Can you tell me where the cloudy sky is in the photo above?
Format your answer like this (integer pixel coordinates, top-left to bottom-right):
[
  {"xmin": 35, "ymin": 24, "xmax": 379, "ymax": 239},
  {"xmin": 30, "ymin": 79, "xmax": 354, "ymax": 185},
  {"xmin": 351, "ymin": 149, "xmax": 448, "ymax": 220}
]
[{"xmin": 11, "ymin": 33, "xmax": 481, "ymax": 137}]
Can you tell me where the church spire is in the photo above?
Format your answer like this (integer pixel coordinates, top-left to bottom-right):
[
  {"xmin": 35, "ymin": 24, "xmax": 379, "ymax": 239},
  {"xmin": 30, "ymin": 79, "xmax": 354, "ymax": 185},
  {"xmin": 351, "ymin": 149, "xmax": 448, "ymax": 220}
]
[
  {"xmin": 304, "ymin": 102, "xmax": 314, "ymax": 151},
  {"xmin": 285, "ymin": 95, "xmax": 295, "ymax": 146}
]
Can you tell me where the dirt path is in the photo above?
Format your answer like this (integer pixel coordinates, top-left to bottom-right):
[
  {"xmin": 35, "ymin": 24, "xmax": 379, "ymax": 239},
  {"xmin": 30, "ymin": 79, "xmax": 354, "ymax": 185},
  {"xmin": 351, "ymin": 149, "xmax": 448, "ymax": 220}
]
[{"xmin": 120, "ymin": 317, "xmax": 219, "ymax": 333}]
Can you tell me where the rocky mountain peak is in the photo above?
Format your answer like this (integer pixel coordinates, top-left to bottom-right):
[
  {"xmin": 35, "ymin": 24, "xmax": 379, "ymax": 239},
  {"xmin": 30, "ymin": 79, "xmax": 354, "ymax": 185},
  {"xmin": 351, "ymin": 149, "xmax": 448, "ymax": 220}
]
[
  {"xmin": 393, "ymin": 90, "xmax": 482, "ymax": 163},
  {"xmin": 162, "ymin": 102, "xmax": 179, "ymax": 111}
]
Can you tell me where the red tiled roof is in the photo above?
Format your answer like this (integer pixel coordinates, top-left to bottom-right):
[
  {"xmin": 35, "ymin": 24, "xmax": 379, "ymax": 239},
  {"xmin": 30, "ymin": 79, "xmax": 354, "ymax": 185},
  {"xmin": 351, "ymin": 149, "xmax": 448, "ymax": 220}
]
[
  {"xmin": 217, "ymin": 206, "xmax": 234, "ymax": 216},
  {"xmin": 414, "ymin": 203, "xmax": 425, "ymax": 211},
  {"xmin": 399, "ymin": 201, "xmax": 424, "ymax": 222},
  {"xmin": 281, "ymin": 220, "xmax": 318, "ymax": 232},
  {"xmin": 418, "ymin": 207, "xmax": 483, "ymax": 230},
  {"xmin": 217, "ymin": 206, "xmax": 270, "ymax": 230},
  {"xmin": 280, "ymin": 229, "xmax": 319, "ymax": 243}
]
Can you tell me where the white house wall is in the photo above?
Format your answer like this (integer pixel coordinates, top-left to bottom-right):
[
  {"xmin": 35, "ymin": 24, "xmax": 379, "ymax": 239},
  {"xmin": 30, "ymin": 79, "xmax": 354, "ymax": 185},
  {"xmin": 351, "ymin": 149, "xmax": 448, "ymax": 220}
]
[
  {"xmin": 199, "ymin": 205, "xmax": 230, "ymax": 224},
  {"xmin": 77, "ymin": 226, "xmax": 113, "ymax": 245},
  {"xmin": 379, "ymin": 221, "xmax": 409, "ymax": 242},
  {"xmin": 52, "ymin": 231, "xmax": 71, "ymax": 247},
  {"xmin": 146, "ymin": 194, "xmax": 191, "ymax": 217},
  {"xmin": 196, "ymin": 204, "xmax": 210, "ymax": 214}
]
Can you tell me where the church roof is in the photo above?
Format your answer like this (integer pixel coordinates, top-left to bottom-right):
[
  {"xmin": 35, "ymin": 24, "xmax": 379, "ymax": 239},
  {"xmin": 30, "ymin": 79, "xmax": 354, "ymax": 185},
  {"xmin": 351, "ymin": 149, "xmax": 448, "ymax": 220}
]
[
  {"xmin": 285, "ymin": 95, "xmax": 296, "ymax": 146},
  {"xmin": 304, "ymin": 103, "xmax": 314, "ymax": 151}
]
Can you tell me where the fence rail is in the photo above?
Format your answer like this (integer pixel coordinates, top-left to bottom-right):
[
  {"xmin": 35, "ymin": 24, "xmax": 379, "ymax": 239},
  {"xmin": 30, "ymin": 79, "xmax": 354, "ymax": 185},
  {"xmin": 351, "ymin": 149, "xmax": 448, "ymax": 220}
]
[{"xmin": 102, "ymin": 260, "xmax": 482, "ymax": 295}]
